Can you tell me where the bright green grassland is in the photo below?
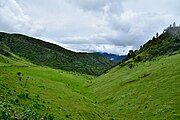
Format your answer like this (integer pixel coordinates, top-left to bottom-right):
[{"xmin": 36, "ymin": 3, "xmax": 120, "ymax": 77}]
[
  {"xmin": 0, "ymin": 56, "xmax": 103, "ymax": 119},
  {"xmin": 0, "ymin": 53, "xmax": 180, "ymax": 119},
  {"xmin": 89, "ymin": 54, "xmax": 180, "ymax": 120}
]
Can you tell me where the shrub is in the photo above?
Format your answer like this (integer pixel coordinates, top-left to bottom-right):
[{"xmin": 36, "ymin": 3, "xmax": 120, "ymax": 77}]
[
  {"xmin": 17, "ymin": 72, "xmax": 21, "ymax": 76},
  {"xmin": 128, "ymin": 63, "xmax": 134, "ymax": 69},
  {"xmin": 10, "ymin": 98, "xmax": 19, "ymax": 104},
  {"xmin": 19, "ymin": 109, "xmax": 40, "ymax": 120},
  {"xmin": 65, "ymin": 113, "xmax": 71, "ymax": 118},
  {"xmin": 44, "ymin": 113, "xmax": 54, "ymax": 120},
  {"xmin": 0, "ymin": 110, "xmax": 10, "ymax": 119},
  {"xmin": 135, "ymin": 56, "xmax": 142, "ymax": 62},
  {"xmin": 17, "ymin": 92, "xmax": 29, "ymax": 99}
]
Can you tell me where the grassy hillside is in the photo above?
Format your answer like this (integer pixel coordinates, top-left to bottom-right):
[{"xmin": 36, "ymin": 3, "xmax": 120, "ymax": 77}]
[
  {"xmin": 89, "ymin": 54, "xmax": 180, "ymax": 120},
  {"xmin": 0, "ymin": 24, "xmax": 180, "ymax": 119},
  {"xmin": 0, "ymin": 57, "xmax": 105, "ymax": 119},
  {"xmin": 1, "ymin": 52, "xmax": 179, "ymax": 119},
  {"xmin": 87, "ymin": 25, "xmax": 180, "ymax": 119},
  {"xmin": 0, "ymin": 32, "xmax": 113, "ymax": 75}
]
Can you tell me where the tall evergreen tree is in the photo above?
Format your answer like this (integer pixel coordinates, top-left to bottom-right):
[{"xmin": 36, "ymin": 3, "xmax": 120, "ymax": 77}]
[
  {"xmin": 156, "ymin": 32, "xmax": 159, "ymax": 38},
  {"xmin": 173, "ymin": 22, "xmax": 176, "ymax": 28}
]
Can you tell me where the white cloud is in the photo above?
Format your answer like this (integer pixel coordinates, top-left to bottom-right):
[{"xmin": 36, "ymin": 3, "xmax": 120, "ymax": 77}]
[
  {"xmin": 67, "ymin": 0, "xmax": 109, "ymax": 12},
  {"xmin": 61, "ymin": 43, "xmax": 132, "ymax": 55},
  {"xmin": 62, "ymin": 0, "xmax": 180, "ymax": 51},
  {"xmin": 0, "ymin": 0, "xmax": 44, "ymax": 36},
  {"xmin": 1, "ymin": 0, "xmax": 180, "ymax": 55}
]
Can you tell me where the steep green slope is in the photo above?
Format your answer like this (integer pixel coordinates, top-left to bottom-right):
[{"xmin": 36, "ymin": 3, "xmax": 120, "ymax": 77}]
[
  {"xmin": 88, "ymin": 25, "xmax": 180, "ymax": 119},
  {"xmin": 89, "ymin": 54, "xmax": 180, "ymax": 119},
  {"xmin": 0, "ymin": 32, "xmax": 113, "ymax": 75}
]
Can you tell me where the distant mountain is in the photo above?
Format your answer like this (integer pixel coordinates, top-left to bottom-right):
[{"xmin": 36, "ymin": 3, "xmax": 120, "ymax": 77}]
[
  {"xmin": 0, "ymin": 32, "xmax": 114, "ymax": 75},
  {"xmin": 95, "ymin": 52, "xmax": 127, "ymax": 63}
]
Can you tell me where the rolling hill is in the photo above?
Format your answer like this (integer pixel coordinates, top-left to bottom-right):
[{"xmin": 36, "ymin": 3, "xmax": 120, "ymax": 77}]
[
  {"xmin": 0, "ymin": 32, "xmax": 114, "ymax": 75},
  {"xmin": 0, "ymin": 24, "xmax": 180, "ymax": 119}
]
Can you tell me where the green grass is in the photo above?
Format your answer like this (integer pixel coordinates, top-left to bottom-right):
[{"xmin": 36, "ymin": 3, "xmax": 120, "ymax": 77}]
[
  {"xmin": 0, "ymin": 63, "xmax": 103, "ymax": 119},
  {"xmin": 0, "ymin": 54, "xmax": 180, "ymax": 119},
  {"xmin": 89, "ymin": 54, "xmax": 180, "ymax": 119},
  {"xmin": 0, "ymin": 53, "xmax": 33, "ymax": 67}
]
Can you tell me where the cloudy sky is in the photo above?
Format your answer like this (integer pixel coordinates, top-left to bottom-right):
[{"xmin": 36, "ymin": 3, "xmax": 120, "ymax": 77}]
[{"xmin": 0, "ymin": 0, "xmax": 180, "ymax": 55}]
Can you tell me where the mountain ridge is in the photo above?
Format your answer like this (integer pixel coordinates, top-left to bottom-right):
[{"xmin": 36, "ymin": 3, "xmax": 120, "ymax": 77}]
[
  {"xmin": 0, "ymin": 24, "xmax": 179, "ymax": 119},
  {"xmin": 0, "ymin": 32, "xmax": 114, "ymax": 75}
]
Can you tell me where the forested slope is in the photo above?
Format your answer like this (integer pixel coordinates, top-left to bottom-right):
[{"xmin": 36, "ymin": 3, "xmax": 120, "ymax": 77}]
[{"xmin": 0, "ymin": 32, "xmax": 113, "ymax": 75}]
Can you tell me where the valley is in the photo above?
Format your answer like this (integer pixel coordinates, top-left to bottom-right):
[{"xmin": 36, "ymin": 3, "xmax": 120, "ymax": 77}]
[
  {"xmin": 0, "ymin": 52, "xmax": 179, "ymax": 119},
  {"xmin": 0, "ymin": 25, "xmax": 180, "ymax": 119}
]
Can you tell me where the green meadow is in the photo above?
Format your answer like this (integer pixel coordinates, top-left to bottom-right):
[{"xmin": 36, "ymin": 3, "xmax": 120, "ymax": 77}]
[
  {"xmin": 0, "ymin": 26, "xmax": 180, "ymax": 119},
  {"xmin": 0, "ymin": 52, "xmax": 179, "ymax": 119},
  {"xmin": 0, "ymin": 55, "xmax": 102, "ymax": 119}
]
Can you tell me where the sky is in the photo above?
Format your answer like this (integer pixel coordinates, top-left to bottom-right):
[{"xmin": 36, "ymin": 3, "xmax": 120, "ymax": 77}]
[{"xmin": 0, "ymin": 0, "xmax": 180, "ymax": 55}]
